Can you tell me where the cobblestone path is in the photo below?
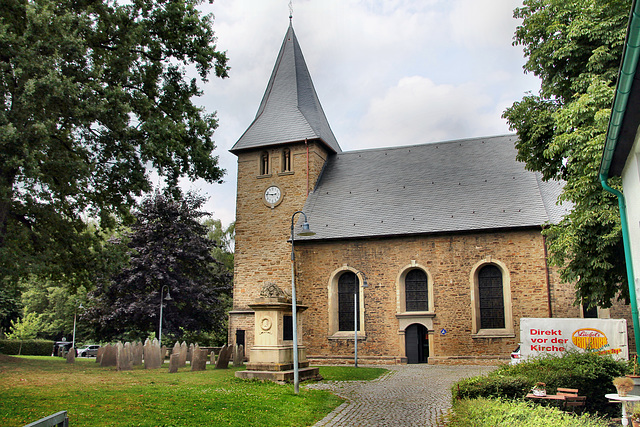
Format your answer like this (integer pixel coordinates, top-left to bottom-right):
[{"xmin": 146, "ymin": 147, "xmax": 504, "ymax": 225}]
[{"xmin": 307, "ymin": 364, "xmax": 496, "ymax": 427}]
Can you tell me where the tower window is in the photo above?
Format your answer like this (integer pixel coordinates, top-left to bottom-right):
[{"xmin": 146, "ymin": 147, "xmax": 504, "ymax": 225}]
[
  {"xmin": 282, "ymin": 148, "xmax": 291, "ymax": 172},
  {"xmin": 260, "ymin": 151, "xmax": 269, "ymax": 175}
]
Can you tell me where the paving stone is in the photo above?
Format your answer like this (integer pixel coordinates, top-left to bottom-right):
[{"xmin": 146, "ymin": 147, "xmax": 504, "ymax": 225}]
[{"xmin": 307, "ymin": 364, "xmax": 495, "ymax": 427}]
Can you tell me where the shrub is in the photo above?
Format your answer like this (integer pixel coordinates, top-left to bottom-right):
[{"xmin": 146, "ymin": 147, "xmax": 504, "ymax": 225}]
[
  {"xmin": 452, "ymin": 351, "xmax": 627, "ymax": 417},
  {"xmin": 0, "ymin": 339, "xmax": 54, "ymax": 356},
  {"xmin": 448, "ymin": 398, "xmax": 611, "ymax": 427},
  {"xmin": 453, "ymin": 375, "xmax": 532, "ymax": 400}
]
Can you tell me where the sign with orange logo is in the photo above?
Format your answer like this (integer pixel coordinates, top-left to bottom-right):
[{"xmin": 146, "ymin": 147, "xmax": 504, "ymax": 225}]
[
  {"xmin": 520, "ymin": 318, "xmax": 628, "ymax": 362},
  {"xmin": 571, "ymin": 328, "xmax": 608, "ymax": 351}
]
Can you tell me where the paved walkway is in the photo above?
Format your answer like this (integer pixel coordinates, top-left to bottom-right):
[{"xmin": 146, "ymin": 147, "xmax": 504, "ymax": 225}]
[{"xmin": 307, "ymin": 364, "xmax": 496, "ymax": 427}]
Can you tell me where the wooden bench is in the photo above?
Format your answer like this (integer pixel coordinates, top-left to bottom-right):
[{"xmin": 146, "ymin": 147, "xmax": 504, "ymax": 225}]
[
  {"xmin": 526, "ymin": 388, "xmax": 586, "ymax": 413},
  {"xmin": 556, "ymin": 388, "xmax": 586, "ymax": 412}
]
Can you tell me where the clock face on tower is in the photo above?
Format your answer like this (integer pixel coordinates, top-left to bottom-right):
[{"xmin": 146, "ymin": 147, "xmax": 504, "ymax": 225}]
[{"xmin": 264, "ymin": 185, "xmax": 283, "ymax": 207}]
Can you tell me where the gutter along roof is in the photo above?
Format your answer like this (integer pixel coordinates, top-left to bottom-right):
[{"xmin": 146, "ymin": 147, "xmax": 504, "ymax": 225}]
[{"xmin": 600, "ymin": 0, "xmax": 640, "ymax": 178}]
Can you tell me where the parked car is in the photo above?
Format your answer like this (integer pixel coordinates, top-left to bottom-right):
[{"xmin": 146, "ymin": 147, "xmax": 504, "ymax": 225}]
[
  {"xmin": 77, "ymin": 345, "xmax": 101, "ymax": 357},
  {"xmin": 510, "ymin": 345, "xmax": 521, "ymax": 365},
  {"xmin": 52, "ymin": 341, "xmax": 73, "ymax": 357}
]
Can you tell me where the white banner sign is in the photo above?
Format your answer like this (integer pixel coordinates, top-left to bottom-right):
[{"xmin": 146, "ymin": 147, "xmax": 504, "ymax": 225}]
[{"xmin": 520, "ymin": 318, "xmax": 628, "ymax": 361}]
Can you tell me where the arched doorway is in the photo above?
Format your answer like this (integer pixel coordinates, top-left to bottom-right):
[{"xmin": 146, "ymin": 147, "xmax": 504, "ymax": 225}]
[{"xmin": 405, "ymin": 323, "xmax": 429, "ymax": 364}]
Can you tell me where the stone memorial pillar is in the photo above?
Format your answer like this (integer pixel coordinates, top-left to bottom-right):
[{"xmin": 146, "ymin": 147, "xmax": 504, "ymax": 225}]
[{"xmin": 236, "ymin": 284, "xmax": 320, "ymax": 382}]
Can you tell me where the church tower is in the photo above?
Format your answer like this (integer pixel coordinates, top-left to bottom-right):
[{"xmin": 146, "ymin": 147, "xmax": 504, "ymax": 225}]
[{"xmin": 228, "ymin": 22, "xmax": 341, "ymax": 352}]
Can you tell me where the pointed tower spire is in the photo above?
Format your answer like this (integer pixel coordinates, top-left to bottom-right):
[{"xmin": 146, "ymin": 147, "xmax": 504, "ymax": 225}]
[{"xmin": 230, "ymin": 24, "xmax": 341, "ymax": 154}]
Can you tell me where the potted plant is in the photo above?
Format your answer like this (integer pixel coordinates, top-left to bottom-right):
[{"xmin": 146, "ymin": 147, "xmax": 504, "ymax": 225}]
[
  {"xmin": 614, "ymin": 377, "xmax": 636, "ymax": 397},
  {"xmin": 531, "ymin": 382, "xmax": 546, "ymax": 397}
]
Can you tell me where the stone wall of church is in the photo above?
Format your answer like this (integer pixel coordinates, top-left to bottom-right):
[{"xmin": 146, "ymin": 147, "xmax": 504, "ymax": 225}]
[
  {"xmin": 229, "ymin": 141, "xmax": 330, "ymax": 345},
  {"xmin": 294, "ymin": 229, "xmax": 553, "ymax": 363}
]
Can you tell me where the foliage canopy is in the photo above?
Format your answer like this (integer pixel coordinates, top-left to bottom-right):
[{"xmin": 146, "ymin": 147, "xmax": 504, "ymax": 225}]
[
  {"xmin": 0, "ymin": 0, "xmax": 229, "ymax": 289},
  {"xmin": 503, "ymin": 0, "xmax": 631, "ymax": 307}
]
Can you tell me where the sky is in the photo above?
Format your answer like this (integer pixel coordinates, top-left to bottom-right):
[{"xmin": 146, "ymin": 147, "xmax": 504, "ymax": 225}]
[{"xmin": 178, "ymin": 0, "xmax": 542, "ymax": 228}]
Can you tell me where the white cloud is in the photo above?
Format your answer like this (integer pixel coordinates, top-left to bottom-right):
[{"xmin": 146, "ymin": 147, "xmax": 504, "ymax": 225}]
[
  {"xmin": 350, "ymin": 76, "xmax": 508, "ymax": 149},
  {"xmin": 175, "ymin": 0, "xmax": 539, "ymax": 226},
  {"xmin": 449, "ymin": 0, "xmax": 522, "ymax": 48}
]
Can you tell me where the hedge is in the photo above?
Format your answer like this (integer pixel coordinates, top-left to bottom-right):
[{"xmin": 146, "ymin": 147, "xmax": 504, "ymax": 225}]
[
  {"xmin": 0, "ymin": 339, "xmax": 54, "ymax": 356},
  {"xmin": 448, "ymin": 398, "xmax": 611, "ymax": 427},
  {"xmin": 452, "ymin": 351, "xmax": 628, "ymax": 417}
]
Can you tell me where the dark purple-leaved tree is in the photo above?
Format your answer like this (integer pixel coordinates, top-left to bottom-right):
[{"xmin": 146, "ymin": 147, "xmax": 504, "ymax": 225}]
[{"xmin": 86, "ymin": 189, "xmax": 231, "ymax": 342}]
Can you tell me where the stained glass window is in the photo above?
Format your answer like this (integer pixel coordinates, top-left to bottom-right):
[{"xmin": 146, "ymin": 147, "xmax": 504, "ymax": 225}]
[
  {"xmin": 405, "ymin": 269, "xmax": 428, "ymax": 311},
  {"xmin": 338, "ymin": 272, "xmax": 359, "ymax": 331},
  {"xmin": 478, "ymin": 265, "xmax": 505, "ymax": 329}
]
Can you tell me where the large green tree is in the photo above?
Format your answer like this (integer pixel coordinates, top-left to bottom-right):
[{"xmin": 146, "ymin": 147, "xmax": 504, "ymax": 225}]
[
  {"xmin": 503, "ymin": 0, "xmax": 631, "ymax": 307},
  {"xmin": 0, "ymin": 0, "xmax": 229, "ymax": 287}
]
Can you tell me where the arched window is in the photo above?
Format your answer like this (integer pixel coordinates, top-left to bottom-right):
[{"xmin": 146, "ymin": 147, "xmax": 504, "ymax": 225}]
[
  {"xmin": 282, "ymin": 148, "xmax": 291, "ymax": 172},
  {"xmin": 260, "ymin": 151, "xmax": 269, "ymax": 175},
  {"xmin": 338, "ymin": 272, "xmax": 359, "ymax": 331},
  {"xmin": 405, "ymin": 269, "xmax": 428, "ymax": 312},
  {"xmin": 478, "ymin": 265, "xmax": 505, "ymax": 329}
]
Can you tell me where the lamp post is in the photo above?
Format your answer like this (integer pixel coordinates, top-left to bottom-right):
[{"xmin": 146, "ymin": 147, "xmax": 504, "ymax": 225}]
[
  {"xmin": 290, "ymin": 211, "xmax": 315, "ymax": 394},
  {"xmin": 159, "ymin": 285, "xmax": 172, "ymax": 348},
  {"xmin": 72, "ymin": 302, "xmax": 84, "ymax": 352},
  {"xmin": 354, "ymin": 272, "xmax": 368, "ymax": 368}
]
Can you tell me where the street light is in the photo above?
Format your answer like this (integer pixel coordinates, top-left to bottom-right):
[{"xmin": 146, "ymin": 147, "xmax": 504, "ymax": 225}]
[
  {"xmin": 290, "ymin": 211, "xmax": 315, "ymax": 394},
  {"xmin": 72, "ymin": 302, "xmax": 84, "ymax": 352},
  {"xmin": 354, "ymin": 272, "xmax": 368, "ymax": 368},
  {"xmin": 159, "ymin": 285, "xmax": 172, "ymax": 348}
]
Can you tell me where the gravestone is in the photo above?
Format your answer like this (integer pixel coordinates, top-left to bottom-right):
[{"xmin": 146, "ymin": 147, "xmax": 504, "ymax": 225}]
[
  {"xmin": 132, "ymin": 342, "xmax": 143, "ymax": 366},
  {"xmin": 66, "ymin": 348, "xmax": 75, "ymax": 364},
  {"xmin": 161, "ymin": 345, "xmax": 167, "ymax": 362},
  {"xmin": 178, "ymin": 342, "xmax": 188, "ymax": 367},
  {"xmin": 233, "ymin": 344, "xmax": 244, "ymax": 367},
  {"xmin": 169, "ymin": 353, "xmax": 180, "ymax": 373},
  {"xmin": 117, "ymin": 342, "xmax": 133, "ymax": 371},
  {"xmin": 101, "ymin": 344, "xmax": 117, "ymax": 367},
  {"xmin": 215, "ymin": 344, "xmax": 232, "ymax": 369},
  {"xmin": 172, "ymin": 341, "xmax": 180, "ymax": 358},
  {"xmin": 96, "ymin": 347, "xmax": 105, "ymax": 364},
  {"xmin": 191, "ymin": 345, "xmax": 207, "ymax": 371},
  {"xmin": 187, "ymin": 343, "xmax": 194, "ymax": 363},
  {"xmin": 210, "ymin": 351, "xmax": 216, "ymax": 366},
  {"xmin": 143, "ymin": 338, "xmax": 162, "ymax": 370}
]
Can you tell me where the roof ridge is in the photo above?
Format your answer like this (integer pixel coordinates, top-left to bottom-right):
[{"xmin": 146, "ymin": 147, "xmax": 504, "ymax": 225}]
[{"xmin": 337, "ymin": 134, "xmax": 517, "ymax": 156}]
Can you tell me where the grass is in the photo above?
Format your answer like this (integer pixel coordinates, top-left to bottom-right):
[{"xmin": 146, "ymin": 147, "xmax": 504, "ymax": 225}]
[
  {"xmin": 0, "ymin": 355, "xmax": 386, "ymax": 427},
  {"xmin": 447, "ymin": 398, "xmax": 613, "ymax": 427},
  {"xmin": 316, "ymin": 365, "xmax": 388, "ymax": 382}
]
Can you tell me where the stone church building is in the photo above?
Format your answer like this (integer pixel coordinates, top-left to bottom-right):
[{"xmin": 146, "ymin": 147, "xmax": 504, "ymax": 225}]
[{"xmin": 228, "ymin": 23, "xmax": 633, "ymax": 364}]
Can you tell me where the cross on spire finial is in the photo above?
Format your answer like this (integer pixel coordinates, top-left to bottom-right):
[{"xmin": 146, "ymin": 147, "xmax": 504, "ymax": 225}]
[{"xmin": 289, "ymin": 1, "xmax": 293, "ymax": 21}]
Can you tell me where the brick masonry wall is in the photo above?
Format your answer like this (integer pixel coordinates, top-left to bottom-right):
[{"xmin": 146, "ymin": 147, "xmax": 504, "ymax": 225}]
[
  {"xmin": 294, "ymin": 230, "xmax": 552, "ymax": 361},
  {"xmin": 230, "ymin": 141, "xmax": 329, "ymax": 350}
]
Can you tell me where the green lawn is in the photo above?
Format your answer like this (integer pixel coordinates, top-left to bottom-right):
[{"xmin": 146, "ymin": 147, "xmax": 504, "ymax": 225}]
[{"xmin": 0, "ymin": 355, "xmax": 386, "ymax": 427}]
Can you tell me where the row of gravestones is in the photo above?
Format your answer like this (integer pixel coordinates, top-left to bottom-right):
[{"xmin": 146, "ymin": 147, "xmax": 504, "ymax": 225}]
[
  {"xmin": 168, "ymin": 343, "xmax": 244, "ymax": 373},
  {"xmin": 66, "ymin": 339, "xmax": 245, "ymax": 372}
]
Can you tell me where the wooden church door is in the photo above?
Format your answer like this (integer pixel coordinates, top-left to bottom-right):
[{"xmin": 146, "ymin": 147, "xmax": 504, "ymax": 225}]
[{"xmin": 405, "ymin": 324, "xmax": 429, "ymax": 364}]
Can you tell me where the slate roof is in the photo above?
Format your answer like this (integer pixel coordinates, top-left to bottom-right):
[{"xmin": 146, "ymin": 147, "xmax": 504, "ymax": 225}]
[
  {"xmin": 230, "ymin": 23, "xmax": 341, "ymax": 154},
  {"xmin": 297, "ymin": 135, "xmax": 570, "ymax": 241}
]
